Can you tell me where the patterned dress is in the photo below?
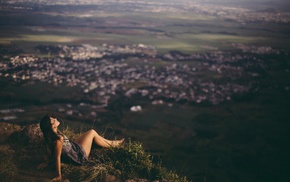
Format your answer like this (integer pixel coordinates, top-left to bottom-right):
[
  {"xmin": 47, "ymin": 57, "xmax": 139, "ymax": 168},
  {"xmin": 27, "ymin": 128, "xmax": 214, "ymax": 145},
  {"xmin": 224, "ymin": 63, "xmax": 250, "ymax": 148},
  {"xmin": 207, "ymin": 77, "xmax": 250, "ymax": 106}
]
[{"xmin": 58, "ymin": 133, "xmax": 88, "ymax": 165}]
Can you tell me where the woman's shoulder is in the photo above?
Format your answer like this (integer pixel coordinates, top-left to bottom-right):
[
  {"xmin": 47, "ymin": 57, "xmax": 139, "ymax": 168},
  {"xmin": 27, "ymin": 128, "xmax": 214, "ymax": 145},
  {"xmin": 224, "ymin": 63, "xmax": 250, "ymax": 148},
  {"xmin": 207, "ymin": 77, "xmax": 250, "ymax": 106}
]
[{"xmin": 56, "ymin": 133, "xmax": 64, "ymax": 142}]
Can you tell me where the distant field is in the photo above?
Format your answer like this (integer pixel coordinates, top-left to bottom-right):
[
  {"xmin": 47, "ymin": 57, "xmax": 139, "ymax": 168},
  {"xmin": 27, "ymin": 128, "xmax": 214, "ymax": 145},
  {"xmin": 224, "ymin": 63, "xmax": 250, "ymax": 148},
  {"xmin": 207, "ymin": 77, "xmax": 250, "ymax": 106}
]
[
  {"xmin": 0, "ymin": 27, "xmax": 284, "ymax": 53},
  {"xmin": 1, "ymin": 10, "xmax": 289, "ymax": 53}
]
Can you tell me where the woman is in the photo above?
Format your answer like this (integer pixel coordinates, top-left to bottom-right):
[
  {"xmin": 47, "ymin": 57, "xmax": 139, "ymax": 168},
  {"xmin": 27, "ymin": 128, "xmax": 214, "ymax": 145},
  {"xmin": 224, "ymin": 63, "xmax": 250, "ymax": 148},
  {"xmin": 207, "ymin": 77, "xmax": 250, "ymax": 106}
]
[{"xmin": 37, "ymin": 115, "xmax": 124, "ymax": 181}]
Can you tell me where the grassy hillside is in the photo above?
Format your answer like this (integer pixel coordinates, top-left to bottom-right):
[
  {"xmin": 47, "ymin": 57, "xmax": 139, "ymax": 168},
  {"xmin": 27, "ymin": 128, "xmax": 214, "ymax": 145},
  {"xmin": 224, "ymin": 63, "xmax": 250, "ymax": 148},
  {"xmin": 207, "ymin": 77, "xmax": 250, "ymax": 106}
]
[{"xmin": 0, "ymin": 124, "xmax": 188, "ymax": 182}]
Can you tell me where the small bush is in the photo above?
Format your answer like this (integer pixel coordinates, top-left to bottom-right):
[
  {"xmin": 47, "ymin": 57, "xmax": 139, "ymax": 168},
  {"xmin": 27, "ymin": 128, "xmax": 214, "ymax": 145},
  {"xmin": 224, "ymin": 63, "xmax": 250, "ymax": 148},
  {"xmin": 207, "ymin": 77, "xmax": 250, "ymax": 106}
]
[{"xmin": 62, "ymin": 138, "xmax": 188, "ymax": 182}]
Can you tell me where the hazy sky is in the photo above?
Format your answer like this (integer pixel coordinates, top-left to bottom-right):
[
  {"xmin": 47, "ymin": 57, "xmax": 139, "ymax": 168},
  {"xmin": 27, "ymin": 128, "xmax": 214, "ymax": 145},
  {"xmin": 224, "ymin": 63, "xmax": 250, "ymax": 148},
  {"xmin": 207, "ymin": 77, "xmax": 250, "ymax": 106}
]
[
  {"xmin": 171, "ymin": 0, "xmax": 290, "ymax": 6},
  {"xmin": 183, "ymin": 0, "xmax": 290, "ymax": 11}
]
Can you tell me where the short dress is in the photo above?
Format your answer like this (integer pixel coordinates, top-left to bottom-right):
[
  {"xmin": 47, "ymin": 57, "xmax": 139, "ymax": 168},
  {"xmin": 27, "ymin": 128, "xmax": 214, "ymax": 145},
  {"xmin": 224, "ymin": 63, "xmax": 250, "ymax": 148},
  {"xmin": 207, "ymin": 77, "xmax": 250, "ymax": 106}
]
[{"xmin": 58, "ymin": 134, "xmax": 88, "ymax": 165}]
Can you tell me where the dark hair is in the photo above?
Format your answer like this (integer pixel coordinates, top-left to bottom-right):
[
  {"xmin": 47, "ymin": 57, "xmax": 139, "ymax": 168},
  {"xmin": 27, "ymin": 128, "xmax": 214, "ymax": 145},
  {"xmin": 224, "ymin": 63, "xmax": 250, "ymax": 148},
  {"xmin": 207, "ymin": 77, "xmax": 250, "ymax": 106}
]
[{"xmin": 40, "ymin": 114, "xmax": 60, "ymax": 158}]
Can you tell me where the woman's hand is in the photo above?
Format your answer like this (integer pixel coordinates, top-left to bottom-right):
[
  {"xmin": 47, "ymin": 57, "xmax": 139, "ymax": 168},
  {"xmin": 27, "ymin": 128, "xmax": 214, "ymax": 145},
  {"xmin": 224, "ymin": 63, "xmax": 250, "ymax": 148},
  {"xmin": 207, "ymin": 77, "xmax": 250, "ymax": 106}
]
[
  {"xmin": 37, "ymin": 162, "xmax": 48, "ymax": 169},
  {"xmin": 52, "ymin": 175, "xmax": 62, "ymax": 181}
]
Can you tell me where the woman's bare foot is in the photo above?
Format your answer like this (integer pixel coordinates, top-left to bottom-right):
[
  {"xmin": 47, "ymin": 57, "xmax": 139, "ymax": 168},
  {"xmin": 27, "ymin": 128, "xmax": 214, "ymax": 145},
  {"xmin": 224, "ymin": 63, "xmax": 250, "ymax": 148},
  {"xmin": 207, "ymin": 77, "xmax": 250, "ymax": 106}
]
[{"xmin": 111, "ymin": 138, "xmax": 125, "ymax": 147}]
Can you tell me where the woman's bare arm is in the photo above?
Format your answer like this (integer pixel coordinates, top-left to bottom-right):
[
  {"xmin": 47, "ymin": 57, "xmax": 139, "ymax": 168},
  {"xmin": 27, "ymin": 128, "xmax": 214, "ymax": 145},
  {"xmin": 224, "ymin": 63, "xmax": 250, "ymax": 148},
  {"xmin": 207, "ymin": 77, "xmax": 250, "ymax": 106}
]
[{"xmin": 53, "ymin": 137, "xmax": 63, "ymax": 181}]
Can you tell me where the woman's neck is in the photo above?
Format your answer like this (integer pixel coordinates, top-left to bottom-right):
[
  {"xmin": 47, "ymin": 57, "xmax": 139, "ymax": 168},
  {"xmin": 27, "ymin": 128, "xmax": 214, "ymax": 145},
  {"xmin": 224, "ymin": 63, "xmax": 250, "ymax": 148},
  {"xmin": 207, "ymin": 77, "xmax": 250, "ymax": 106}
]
[{"xmin": 52, "ymin": 128, "xmax": 58, "ymax": 134}]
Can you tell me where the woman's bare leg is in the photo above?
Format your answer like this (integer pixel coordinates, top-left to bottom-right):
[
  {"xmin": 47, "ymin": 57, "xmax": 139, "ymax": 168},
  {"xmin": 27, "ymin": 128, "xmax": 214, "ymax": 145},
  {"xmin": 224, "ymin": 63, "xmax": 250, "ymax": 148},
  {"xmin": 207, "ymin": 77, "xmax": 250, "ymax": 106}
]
[{"xmin": 75, "ymin": 129, "xmax": 124, "ymax": 157}]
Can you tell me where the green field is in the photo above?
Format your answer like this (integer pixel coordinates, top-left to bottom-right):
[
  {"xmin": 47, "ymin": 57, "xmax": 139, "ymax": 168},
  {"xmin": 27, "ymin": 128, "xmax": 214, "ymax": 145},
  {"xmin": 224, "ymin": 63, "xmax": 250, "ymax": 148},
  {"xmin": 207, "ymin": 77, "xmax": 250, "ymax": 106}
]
[{"xmin": 1, "ymin": 9, "xmax": 289, "ymax": 53}]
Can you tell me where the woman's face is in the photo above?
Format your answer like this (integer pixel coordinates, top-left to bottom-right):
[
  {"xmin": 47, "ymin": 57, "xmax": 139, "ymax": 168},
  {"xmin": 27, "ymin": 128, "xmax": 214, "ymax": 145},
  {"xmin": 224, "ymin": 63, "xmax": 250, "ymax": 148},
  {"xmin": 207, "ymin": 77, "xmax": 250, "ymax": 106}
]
[{"xmin": 50, "ymin": 117, "xmax": 60, "ymax": 131}]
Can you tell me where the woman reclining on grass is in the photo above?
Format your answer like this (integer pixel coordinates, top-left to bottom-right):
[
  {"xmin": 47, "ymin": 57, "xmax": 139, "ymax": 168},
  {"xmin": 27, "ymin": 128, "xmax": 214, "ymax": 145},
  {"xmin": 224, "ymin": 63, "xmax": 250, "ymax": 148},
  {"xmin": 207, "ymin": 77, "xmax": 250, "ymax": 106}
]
[{"xmin": 37, "ymin": 114, "xmax": 124, "ymax": 181}]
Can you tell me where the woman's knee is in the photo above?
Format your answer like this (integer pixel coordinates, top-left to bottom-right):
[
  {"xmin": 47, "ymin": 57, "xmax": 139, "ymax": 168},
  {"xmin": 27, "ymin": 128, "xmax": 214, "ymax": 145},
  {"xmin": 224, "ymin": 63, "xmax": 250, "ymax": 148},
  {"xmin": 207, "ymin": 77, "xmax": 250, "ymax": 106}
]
[{"xmin": 88, "ymin": 129, "xmax": 98, "ymax": 135}]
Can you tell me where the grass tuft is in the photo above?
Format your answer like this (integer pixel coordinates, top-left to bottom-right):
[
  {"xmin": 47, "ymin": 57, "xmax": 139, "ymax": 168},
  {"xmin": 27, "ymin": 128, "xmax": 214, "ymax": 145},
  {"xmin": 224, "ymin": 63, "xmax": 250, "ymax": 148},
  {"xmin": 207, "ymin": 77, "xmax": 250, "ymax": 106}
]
[
  {"xmin": 0, "ymin": 145, "xmax": 18, "ymax": 181},
  {"xmin": 62, "ymin": 137, "xmax": 188, "ymax": 182}
]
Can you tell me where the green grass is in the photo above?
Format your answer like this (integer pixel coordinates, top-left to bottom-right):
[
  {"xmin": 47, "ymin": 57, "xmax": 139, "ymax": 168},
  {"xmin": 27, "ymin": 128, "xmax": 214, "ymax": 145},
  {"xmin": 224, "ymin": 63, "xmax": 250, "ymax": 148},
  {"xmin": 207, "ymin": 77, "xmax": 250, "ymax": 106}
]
[{"xmin": 62, "ymin": 139, "xmax": 188, "ymax": 182}]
